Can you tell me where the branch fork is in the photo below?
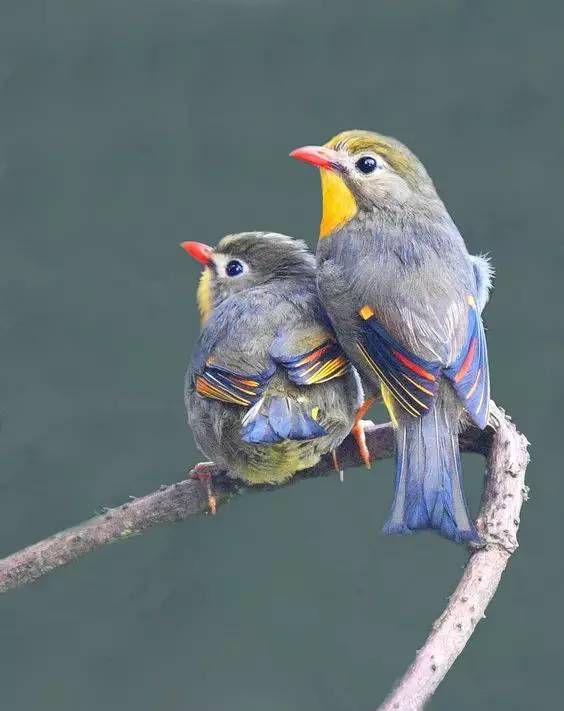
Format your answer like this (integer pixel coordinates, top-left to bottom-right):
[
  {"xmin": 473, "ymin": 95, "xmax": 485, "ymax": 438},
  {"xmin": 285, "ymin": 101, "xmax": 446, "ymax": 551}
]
[{"xmin": 0, "ymin": 401, "xmax": 529, "ymax": 711}]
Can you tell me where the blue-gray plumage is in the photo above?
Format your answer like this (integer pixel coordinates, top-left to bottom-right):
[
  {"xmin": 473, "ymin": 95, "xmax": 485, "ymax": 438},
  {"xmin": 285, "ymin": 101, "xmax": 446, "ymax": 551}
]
[
  {"xmin": 291, "ymin": 131, "xmax": 494, "ymax": 543},
  {"xmin": 182, "ymin": 231, "xmax": 364, "ymax": 485}
]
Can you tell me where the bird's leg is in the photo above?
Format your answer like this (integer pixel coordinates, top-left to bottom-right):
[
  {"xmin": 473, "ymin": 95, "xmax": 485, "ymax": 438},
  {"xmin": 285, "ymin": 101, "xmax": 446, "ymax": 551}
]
[
  {"xmin": 352, "ymin": 398, "xmax": 375, "ymax": 469},
  {"xmin": 351, "ymin": 421, "xmax": 371, "ymax": 469},
  {"xmin": 331, "ymin": 448, "xmax": 344, "ymax": 483},
  {"xmin": 189, "ymin": 463, "xmax": 217, "ymax": 515}
]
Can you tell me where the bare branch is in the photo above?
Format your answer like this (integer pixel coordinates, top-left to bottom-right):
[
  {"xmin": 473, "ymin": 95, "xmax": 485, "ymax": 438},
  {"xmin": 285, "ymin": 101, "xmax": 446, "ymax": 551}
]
[
  {"xmin": 0, "ymin": 419, "xmax": 488, "ymax": 594},
  {"xmin": 377, "ymin": 403, "xmax": 529, "ymax": 710},
  {"xmin": 0, "ymin": 402, "xmax": 528, "ymax": 711}
]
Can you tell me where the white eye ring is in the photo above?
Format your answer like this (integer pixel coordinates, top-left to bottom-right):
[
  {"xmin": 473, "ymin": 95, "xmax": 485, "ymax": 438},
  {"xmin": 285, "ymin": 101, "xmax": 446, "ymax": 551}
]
[
  {"xmin": 212, "ymin": 253, "xmax": 249, "ymax": 279},
  {"xmin": 225, "ymin": 260, "xmax": 244, "ymax": 277},
  {"xmin": 355, "ymin": 155, "xmax": 380, "ymax": 175}
]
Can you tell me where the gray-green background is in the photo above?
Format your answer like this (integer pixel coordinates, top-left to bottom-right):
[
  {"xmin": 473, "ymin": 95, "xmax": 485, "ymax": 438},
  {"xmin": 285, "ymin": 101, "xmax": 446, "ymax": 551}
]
[{"xmin": 1, "ymin": 1, "xmax": 561, "ymax": 709}]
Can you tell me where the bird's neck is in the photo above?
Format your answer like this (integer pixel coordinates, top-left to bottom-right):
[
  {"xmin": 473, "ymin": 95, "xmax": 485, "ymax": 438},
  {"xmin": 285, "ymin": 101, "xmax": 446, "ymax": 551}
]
[
  {"xmin": 321, "ymin": 192, "xmax": 453, "ymax": 242},
  {"xmin": 318, "ymin": 172, "xmax": 451, "ymax": 243},
  {"xmin": 317, "ymin": 204, "xmax": 465, "ymax": 274}
]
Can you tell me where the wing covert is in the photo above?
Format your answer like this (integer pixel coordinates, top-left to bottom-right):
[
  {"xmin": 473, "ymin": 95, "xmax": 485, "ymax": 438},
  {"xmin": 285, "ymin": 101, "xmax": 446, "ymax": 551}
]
[
  {"xmin": 270, "ymin": 326, "xmax": 350, "ymax": 385},
  {"xmin": 194, "ymin": 360, "xmax": 274, "ymax": 406}
]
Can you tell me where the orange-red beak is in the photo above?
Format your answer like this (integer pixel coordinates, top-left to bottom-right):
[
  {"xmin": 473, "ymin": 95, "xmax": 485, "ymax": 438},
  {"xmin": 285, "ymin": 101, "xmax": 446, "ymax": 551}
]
[
  {"xmin": 180, "ymin": 241, "xmax": 213, "ymax": 265},
  {"xmin": 289, "ymin": 145, "xmax": 340, "ymax": 171}
]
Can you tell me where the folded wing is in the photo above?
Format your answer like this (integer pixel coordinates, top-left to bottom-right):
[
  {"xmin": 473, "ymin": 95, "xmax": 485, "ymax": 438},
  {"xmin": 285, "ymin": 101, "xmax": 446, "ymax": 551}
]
[{"xmin": 355, "ymin": 296, "xmax": 489, "ymax": 426}]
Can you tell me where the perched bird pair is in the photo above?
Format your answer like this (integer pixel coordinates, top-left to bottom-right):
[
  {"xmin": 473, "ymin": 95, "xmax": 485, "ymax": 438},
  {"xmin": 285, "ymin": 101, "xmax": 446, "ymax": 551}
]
[{"xmin": 183, "ymin": 130, "xmax": 493, "ymax": 544}]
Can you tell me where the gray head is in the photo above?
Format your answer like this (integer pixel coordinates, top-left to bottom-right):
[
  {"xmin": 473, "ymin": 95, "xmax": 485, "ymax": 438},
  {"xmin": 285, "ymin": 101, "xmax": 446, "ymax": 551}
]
[
  {"xmin": 181, "ymin": 231, "xmax": 315, "ymax": 322},
  {"xmin": 290, "ymin": 129, "xmax": 446, "ymax": 237}
]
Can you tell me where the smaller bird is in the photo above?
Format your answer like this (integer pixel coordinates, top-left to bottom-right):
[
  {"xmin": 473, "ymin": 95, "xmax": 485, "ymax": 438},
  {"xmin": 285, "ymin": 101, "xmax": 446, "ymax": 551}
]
[{"xmin": 182, "ymin": 231, "xmax": 364, "ymax": 501}]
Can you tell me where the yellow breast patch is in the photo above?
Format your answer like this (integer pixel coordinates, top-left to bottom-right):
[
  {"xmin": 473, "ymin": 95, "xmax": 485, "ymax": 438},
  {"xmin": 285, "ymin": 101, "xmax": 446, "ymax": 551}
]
[
  {"xmin": 196, "ymin": 268, "xmax": 213, "ymax": 324},
  {"xmin": 319, "ymin": 169, "xmax": 358, "ymax": 239}
]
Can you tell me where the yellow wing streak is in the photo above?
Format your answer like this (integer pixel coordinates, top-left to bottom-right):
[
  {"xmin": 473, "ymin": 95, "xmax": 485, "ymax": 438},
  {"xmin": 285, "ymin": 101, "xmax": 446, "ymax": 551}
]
[
  {"xmin": 400, "ymin": 372, "xmax": 435, "ymax": 397},
  {"xmin": 356, "ymin": 343, "xmax": 420, "ymax": 417},
  {"xmin": 307, "ymin": 356, "xmax": 347, "ymax": 383},
  {"xmin": 388, "ymin": 372, "xmax": 429, "ymax": 411},
  {"xmin": 299, "ymin": 355, "xmax": 347, "ymax": 384}
]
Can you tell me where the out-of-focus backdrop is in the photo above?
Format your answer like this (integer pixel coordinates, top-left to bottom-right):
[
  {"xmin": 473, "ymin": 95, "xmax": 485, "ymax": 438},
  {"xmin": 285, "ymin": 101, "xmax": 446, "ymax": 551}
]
[{"xmin": 0, "ymin": 1, "xmax": 561, "ymax": 709}]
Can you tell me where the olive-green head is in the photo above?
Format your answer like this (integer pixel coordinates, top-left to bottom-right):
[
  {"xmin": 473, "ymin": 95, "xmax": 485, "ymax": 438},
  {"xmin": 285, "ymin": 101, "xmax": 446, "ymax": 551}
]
[{"xmin": 291, "ymin": 129, "xmax": 441, "ymax": 238}]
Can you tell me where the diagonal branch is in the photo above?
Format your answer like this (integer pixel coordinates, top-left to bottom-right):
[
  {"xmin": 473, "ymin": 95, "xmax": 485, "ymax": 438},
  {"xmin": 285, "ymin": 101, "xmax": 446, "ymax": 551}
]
[
  {"xmin": 377, "ymin": 403, "xmax": 529, "ymax": 710},
  {"xmin": 0, "ymin": 401, "xmax": 528, "ymax": 711}
]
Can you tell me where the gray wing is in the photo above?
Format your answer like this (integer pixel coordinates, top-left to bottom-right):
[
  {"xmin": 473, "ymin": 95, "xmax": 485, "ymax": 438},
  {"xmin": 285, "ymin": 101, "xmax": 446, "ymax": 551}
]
[
  {"xmin": 318, "ymin": 234, "xmax": 473, "ymax": 367},
  {"xmin": 189, "ymin": 294, "xmax": 279, "ymax": 407}
]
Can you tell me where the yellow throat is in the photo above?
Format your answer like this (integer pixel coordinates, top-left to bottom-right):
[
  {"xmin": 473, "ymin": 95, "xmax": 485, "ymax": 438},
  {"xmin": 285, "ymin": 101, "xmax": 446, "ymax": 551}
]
[
  {"xmin": 197, "ymin": 268, "xmax": 213, "ymax": 324},
  {"xmin": 319, "ymin": 168, "xmax": 358, "ymax": 239}
]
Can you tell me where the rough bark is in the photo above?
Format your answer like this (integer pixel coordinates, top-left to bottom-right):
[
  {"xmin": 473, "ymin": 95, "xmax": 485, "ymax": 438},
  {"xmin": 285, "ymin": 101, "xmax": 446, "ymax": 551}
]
[{"xmin": 0, "ymin": 401, "xmax": 528, "ymax": 711}]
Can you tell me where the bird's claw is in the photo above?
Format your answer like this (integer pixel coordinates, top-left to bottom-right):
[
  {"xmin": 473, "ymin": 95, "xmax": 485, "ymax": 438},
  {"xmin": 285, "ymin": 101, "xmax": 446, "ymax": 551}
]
[
  {"xmin": 352, "ymin": 420, "xmax": 371, "ymax": 469},
  {"xmin": 189, "ymin": 463, "xmax": 217, "ymax": 515}
]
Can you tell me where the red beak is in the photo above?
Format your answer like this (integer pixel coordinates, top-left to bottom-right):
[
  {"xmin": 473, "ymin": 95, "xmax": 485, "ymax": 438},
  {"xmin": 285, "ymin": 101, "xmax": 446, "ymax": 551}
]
[
  {"xmin": 180, "ymin": 241, "xmax": 213, "ymax": 265},
  {"xmin": 289, "ymin": 145, "xmax": 340, "ymax": 171}
]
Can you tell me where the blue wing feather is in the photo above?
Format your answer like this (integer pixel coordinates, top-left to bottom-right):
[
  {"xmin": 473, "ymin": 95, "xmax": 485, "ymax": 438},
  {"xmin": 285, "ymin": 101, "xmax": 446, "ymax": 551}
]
[
  {"xmin": 356, "ymin": 309, "xmax": 441, "ymax": 417},
  {"xmin": 444, "ymin": 298, "xmax": 490, "ymax": 428}
]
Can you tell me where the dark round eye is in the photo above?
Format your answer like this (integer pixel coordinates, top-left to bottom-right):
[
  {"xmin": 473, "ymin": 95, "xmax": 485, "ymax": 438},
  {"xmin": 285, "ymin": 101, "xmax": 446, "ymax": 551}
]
[
  {"xmin": 225, "ymin": 260, "xmax": 244, "ymax": 277},
  {"xmin": 355, "ymin": 155, "xmax": 378, "ymax": 174}
]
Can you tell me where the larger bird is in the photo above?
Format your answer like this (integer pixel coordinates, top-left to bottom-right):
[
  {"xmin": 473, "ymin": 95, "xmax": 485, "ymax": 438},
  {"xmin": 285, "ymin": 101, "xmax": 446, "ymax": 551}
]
[
  {"xmin": 182, "ymin": 231, "xmax": 363, "ymax": 487},
  {"xmin": 291, "ymin": 131, "xmax": 493, "ymax": 543}
]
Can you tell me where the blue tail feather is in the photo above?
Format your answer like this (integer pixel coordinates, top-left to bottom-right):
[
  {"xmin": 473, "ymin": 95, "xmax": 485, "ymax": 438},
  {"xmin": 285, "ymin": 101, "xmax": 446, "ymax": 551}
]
[
  {"xmin": 383, "ymin": 404, "xmax": 478, "ymax": 543},
  {"xmin": 241, "ymin": 396, "xmax": 327, "ymax": 444}
]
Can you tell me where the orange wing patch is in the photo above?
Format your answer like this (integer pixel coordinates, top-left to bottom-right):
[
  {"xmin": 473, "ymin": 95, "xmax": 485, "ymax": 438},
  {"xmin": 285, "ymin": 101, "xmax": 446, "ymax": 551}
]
[{"xmin": 195, "ymin": 365, "xmax": 273, "ymax": 407}]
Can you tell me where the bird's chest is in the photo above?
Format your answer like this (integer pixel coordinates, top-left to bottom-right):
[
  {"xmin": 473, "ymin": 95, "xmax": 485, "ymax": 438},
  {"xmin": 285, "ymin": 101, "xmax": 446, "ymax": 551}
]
[{"xmin": 317, "ymin": 229, "xmax": 427, "ymax": 314}]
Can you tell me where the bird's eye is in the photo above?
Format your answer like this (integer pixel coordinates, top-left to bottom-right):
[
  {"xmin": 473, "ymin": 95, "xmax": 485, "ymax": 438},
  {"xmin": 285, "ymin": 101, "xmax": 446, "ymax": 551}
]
[
  {"xmin": 225, "ymin": 260, "xmax": 244, "ymax": 277},
  {"xmin": 355, "ymin": 156, "xmax": 378, "ymax": 175}
]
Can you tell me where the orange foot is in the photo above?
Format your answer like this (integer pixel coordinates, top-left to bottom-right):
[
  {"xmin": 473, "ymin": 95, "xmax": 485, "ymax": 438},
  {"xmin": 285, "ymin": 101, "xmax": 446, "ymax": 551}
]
[
  {"xmin": 352, "ymin": 398, "xmax": 374, "ymax": 469},
  {"xmin": 190, "ymin": 463, "xmax": 217, "ymax": 515},
  {"xmin": 352, "ymin": 419, "xmax": 371, "ymax": 469}
]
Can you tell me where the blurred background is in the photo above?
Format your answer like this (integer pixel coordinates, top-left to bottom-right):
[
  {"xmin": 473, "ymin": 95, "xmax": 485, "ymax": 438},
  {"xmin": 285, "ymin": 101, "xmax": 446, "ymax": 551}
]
[{"xmin": 0, "ymin": 1, "xmax": 561, "ymax": 709}]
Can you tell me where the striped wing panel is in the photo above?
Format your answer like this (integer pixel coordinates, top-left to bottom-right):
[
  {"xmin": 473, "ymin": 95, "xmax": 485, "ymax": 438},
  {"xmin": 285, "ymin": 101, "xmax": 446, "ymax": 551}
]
[
  {"xmin": 444, "ymin": 296, "xmax": 490, "ymax": 429},
  {"xmin": 195, "ymin": 363, "xmax": 273, "ymax": 407},
  {"xmin": 356, "ymin": 306, "xmax": 441, "ymax": 417},
  {"xmin": 276, "ymin": 340, "xmax": 349, "ymax": 385}
]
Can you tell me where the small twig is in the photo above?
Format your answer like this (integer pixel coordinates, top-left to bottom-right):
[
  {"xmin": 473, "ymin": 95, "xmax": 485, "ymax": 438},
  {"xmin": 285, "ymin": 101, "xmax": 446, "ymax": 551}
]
[{"xmin": 0, "ymin": 402, "xmax": 528, "ymax": 711}]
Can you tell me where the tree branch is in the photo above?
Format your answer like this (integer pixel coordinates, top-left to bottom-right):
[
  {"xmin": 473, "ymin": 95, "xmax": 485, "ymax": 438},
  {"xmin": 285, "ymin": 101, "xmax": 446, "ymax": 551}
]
[
  {"xmin": 377, "ymin": 403, "xmax": 529, "ymax": 710},
  {"xmin": 0, "ymin": 401, "xmax": 528, "ymax": 711}
]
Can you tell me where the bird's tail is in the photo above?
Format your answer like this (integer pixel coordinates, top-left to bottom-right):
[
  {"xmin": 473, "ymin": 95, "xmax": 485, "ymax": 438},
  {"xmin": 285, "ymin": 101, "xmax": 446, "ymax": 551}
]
[
  {"xmin": 240, "ymin": 395, "xmax": 327, "ymax": 444},
  {"xmin": 383, "ymin": 401, "xmax": 478, "ymax": 543}
]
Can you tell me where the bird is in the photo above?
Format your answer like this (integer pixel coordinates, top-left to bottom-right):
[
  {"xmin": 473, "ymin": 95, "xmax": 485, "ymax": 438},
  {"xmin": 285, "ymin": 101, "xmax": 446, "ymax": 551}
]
[
  {"xmin": 290, "ymin": 130, "xmax": 493, "ymax": 543},
  {"xmin": 181, "ymin": 231, "xmax": 364, "ymax": 501}
]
